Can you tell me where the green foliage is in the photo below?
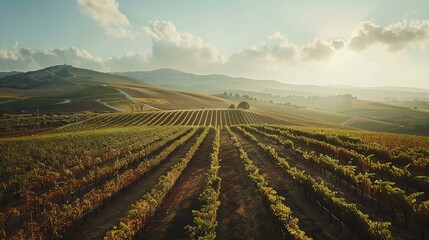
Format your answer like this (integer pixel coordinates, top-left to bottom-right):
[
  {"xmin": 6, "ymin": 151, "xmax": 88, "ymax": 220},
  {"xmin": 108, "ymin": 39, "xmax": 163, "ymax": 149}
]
[
  {"xmin": 227, "ymin": 126, "xmax": 311, "ymax": 240},
  {"xmin": 237, "ymin": 101, "xmax": 250, "ymax": 110},
  {"xmin": 105, "ymin": 127, "xmax": 210, "ymax": 239},
  {"xmin": 186, "ymin": 127, "xmax": 221, "ymax": 240},
  {"xmin": 234, "ymin": 125, "xmax": 392, "ymax": 240}
]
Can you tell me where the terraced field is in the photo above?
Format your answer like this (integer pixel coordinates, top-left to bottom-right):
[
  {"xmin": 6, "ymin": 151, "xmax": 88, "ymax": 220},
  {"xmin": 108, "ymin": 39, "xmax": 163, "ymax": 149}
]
[{"xmin": 1, "ymin": 122, "xmax": 428, "ymax": 240}]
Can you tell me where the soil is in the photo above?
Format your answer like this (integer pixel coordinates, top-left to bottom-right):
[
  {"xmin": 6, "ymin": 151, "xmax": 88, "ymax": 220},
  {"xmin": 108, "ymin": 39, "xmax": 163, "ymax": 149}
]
[
  {"xmin": 216, "ymin": 129, "xmax": 283, "ymax": 240},
  {"xmin": 232, "ymin": 128, "xmax": 358, "ymax": 240},
  {"xmin": 63, "ymin": 130, "xmax": 201, "ymax": 240},
  {"xmin": 137, "ymin": 130, "xmax": 215, "ymax": 240},
  {"xmin": 245, "ymin": 126, "xmax": 422, "ymax": 240}
]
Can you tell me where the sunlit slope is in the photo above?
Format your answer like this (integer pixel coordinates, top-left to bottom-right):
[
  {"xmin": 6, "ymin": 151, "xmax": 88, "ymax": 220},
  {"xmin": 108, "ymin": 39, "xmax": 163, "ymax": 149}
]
[
  {"xmin": 219, "ymin": 94, "xmax": 429, "ymax": 135},
  {"xmin": 109, "ymin": 83, "xmax": 232, "ymax": 110},
  {"xmin": 69, "ymin": 109, "xmax": 288, "ymax": 129},
  {"xmin": 0, "ymin": 65, "xmax": 231, "ymax": 113}
]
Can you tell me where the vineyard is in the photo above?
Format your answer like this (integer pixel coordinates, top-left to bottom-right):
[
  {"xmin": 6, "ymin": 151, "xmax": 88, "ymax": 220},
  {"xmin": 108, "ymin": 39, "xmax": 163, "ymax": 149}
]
[
  {"xmin": 0, "ymin": 123, "xmax": 428, "ymax": 240},
  {"xmin": 75, "ymin": 109, "xmax": 288, "ymax": 128},
  {"xmin": 0, "ymin": 113, "xmax": 91, "ymax": 137}
]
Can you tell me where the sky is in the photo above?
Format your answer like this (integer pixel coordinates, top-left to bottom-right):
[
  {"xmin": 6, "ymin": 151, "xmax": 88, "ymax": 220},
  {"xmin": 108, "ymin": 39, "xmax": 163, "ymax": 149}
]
[{"xmin": 1, "ymin": 0, "xmax": 429, "ymax": 88}]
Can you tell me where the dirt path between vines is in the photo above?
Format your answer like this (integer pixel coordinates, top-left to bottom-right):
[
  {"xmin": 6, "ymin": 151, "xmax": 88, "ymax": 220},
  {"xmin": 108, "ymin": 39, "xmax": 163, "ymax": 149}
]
[
  {"xmin": 216, "ymin": 129, "xmax": 283, "ymax": 240},
  {"xmin": 63, "ymin": 131, "xmax": 201, "ymax": 240},
  {"xmin": 251, "ymin": 126, "xmax": 421, "ymax": 239},
  {"xmin": 248, "ymin": 127, "xmax": 421, "ymax": 239},
  {"xmin": 233, "ymin": 128, "xmax": 358, "ymax": 240},
  {"xmin": 138, "ymin": 130, "xmax": 215, "ymax": 240}
]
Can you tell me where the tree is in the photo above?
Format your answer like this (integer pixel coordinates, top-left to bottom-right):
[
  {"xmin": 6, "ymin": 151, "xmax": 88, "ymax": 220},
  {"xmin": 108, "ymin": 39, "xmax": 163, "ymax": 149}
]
[
  {"xmin": 237, "ymin": 101, "xmax": 250, "ymax": 110},
  {"xmin": 228, "ymin": 104, "xmax": 235, "ymax": 109}
]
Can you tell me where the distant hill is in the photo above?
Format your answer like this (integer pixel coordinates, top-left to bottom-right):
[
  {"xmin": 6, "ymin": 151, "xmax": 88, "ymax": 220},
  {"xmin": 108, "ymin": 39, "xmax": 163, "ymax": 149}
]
[
  {"xmin": 114, "ymin": 69, "xmax": 429, "ymax": 135},
  {"xmin": 0, "ymin": 66, "xmax": 231, "ymax": 113},
  {"xmin": 2, "ymin": 65, "xmax": 428, "ymax": 135},
  {"xmin": 115, "ymin": 68, "xmax": 314, "ymax": 95},
  {"xmin": 0, "ymin": 65, "xmax": 140, "ymax": 89},
  {"xmin": 0, "ymin": 71, "xmax": 20, "ymax": 78},
  {"xmin": 3, "ymin": 66, "xmax": 428, "ymax": 101},
  {"xmin": 116, "ymin": 69, "xmax": 429, "ymax": 101}
]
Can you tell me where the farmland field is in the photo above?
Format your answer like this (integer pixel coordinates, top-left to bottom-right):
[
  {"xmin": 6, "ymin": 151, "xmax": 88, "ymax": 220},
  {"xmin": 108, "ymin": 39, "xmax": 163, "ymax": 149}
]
[
  {"xmin": 73, "ymin": 109, "xmax": 288, "ymax": 129},
  {"xmin": 3, "ymin": 1, "xmax": 429, "ymax": 239},
  {"xmin": 0, "ymin": 110, "xmax": 428, "ymax": 240}
]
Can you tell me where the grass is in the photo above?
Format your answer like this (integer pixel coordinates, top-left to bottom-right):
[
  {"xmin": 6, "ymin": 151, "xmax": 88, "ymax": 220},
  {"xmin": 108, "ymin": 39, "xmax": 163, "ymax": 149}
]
[
  {"xmin": 0, "ymin": 97, "xmax": 60, "ymax": 110},
  {"xmin": 135, "ymin": 98, "xmax": 170, "ymax": 105},
  {"xmin": 109, "ymin": 83, "xmax": 232, "ymax": 110},
  {"xmin": 219, "ymin": 95, "xmax": 352, "ymax": 124},
  {"xmin": 51, "ymin": 85, "xmax": 120, "ymax": 99},
  {"xmin": 218, "ymin": 95, "xmax": 429, "ymax": 135}
]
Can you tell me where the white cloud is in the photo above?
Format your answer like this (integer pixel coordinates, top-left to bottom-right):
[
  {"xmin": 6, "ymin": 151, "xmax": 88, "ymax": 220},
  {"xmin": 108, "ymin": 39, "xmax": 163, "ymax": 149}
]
[
  {"xmin": 228, "ymin": 32, "xmax": 343, "ymax": 73},
  {"xmin": 302, "ymin": 39, "xmax": 338, "ymax": 61},
  {"xmin": 0, "ymin": 21, "xmax": 344, "ymax": 74},
  {"xmin": 77, "ymin": 0, "xmax": 134, "ymax": 38},
  {"xmin": 330, "ymin": 39, "xmax": 345, "ymax": 50},
  {"xmin": 230, "ymin": 32, "xmax": 298, "ymax": 64},
  {"xmin": 143, "ymin": 20, "xmax": 223, "ymax": 70},
  {"xmin": 349, "ymin": 20, "xmax": 429, "ymax": 52},
  {"xmin": 0, "ymin": 46, "xmax": 105, "ymax": 72},
  {"xmin": 2, "ymin": 19, "xmax": 429, "ymax": 88},
  {"xmin": 106, "ymin": 53, "xmax": 150, "ymax": 72},
  {"xmin": 0, "ymin": 48, "xmax": 19, "ymax": 60}
]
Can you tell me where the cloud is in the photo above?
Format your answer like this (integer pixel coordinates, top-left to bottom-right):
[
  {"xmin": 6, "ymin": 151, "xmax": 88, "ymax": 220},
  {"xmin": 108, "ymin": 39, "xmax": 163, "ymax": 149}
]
[
  {"xmin": 143, "ymin": 20, "xmax": 223, "ymax": 70},
  {"xmin": 302, "ymin": 39, "xmax": 338, "ymax": 61},
  {"xmin": 330, "ymin": 39, "xmax": 345, "ymax": 50},
  {"xmin": 0, "ymin": 20, "xmax": 225, "ymax": 73},
  {"xmin": 77, "ymin": 0, "xmax": 134, "ymax": 38},
  {"xmin": 263, "ymin": 32, "xmax": 299, "ymax": 61},
  {"xmin": 4, "ymin": 18, "xmax": 429, "ymax": 89},
  {"xmin": 0, "ymin": 48, "xmax": 19, "ymax": 60},
  {"xmin": 227, "ymin": 35, "xmax": 297, "ymax": 74},
  {"xmin": 230, "ymin": 32, "xmax": 298, "ymax": 63},
  {"xmin": 349, "ymin": 20, "xmax": 429, "ymax": 52},
  {"xmin": 228, "ymin": 32, "xmax": 343, "ymax": 71},
  {"xmin": 106, "ymin": 53, "xmax": 150, "ymax": 72},
  {"xmin": 0, "ymin": 46, "xmax": 105, "ymax": 72},
  {"xmin": 0, "ymin": 20, "xmax": 345, "ymax": 74}
]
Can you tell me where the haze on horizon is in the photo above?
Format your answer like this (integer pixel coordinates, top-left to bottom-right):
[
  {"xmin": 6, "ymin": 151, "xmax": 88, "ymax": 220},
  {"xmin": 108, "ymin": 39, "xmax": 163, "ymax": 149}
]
[{"xmin": 1, "ymin": 0, "xmax": 429, "ymax": 89}]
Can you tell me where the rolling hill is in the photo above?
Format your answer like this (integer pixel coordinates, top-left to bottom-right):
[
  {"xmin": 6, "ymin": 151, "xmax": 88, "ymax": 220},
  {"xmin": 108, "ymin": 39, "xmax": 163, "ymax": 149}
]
[
  {"xmin": 116, "ymin": 68, "xmax": 429, "ymax": 101},
  {"xmin": 1, "ymin": 65, "xmax": 428, "ymax": 135},
  {"xmin": 115, "ymin": 69, "xmax": 429, "ymax": 134},
  {"xmin": 0, "ymin": 65, "xmax": 232, "ymax": 113}
]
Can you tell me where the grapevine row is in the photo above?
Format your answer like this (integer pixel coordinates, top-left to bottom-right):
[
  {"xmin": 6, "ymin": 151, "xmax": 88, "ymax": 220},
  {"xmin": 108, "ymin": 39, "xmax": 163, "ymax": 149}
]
[
  {"xmin": 104, "ymin": 127, "xmax": 211, "ymax": 239},
  {"xmin": 2, "ymin": 128, "xmax": 189, "ymax": 235},
  {"xmin": 0, "ymin": 126, "xmax": 168, "ymax": 201},
  {"xmin": 232, "ymin": 126, "xmax": 392, "ymax": 240},
  {"xmin": 185, "ymin": 127, "xmax": 221, "ymax": 240},
  {"xmin": 244, "ymin": 125, "xmax": 427, "ymax": 230},
  {"xmin": 8, "ymin": 127, "xmax": 199, "ymax": 239},
  {"xmin": 276, "ymin": 126, "xmax": 429, "ymax": 174},
  {"xmin": 77, "ymin": 110, "xmax": 286, "ymax": 128},
  {"xmin": 261, "ymin": 125, "xmax": 429, "ymax": 195},
  {"xmin": 226, "ymin": 126, "xmax": 311, "ymax": 240}
]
